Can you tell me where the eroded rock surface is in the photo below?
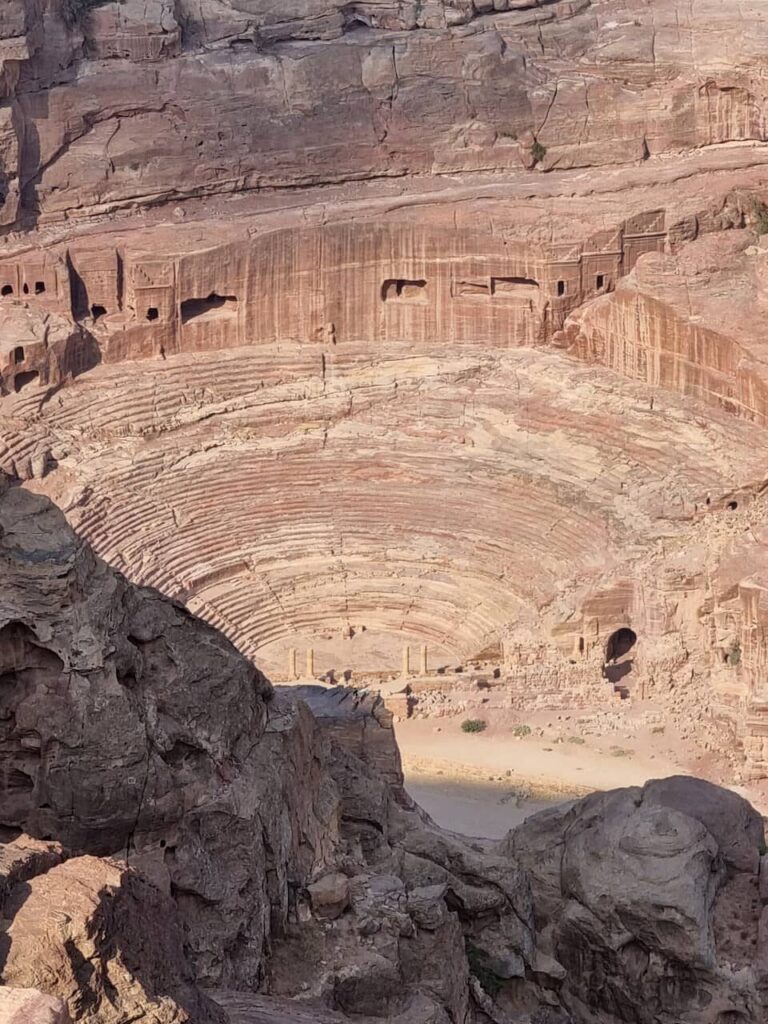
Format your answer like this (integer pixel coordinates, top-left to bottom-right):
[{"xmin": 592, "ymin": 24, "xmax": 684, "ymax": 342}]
[
  {"xmin": 506, "ymin": 776, "xmax": 768, "ymax": 1023},
  {"xmin": 3, "ymin": 0, "xmax": 768, "ymax": 785},
  {"xmin": 1, "ymin": 474, "xmax": 768, "ymax": 1023},
  {"xmin": 0, "ymin": 474, "xmax": 535, "ymax": 1022},
  {"xmin": 0, "ymin": 987, "xmax": 71, "ymax": 1024},
  {"xmin": 4, "ymin": 0, "xmax": 768, "ymax": 227},
  {"xmin": 4, "ymin": 1, "xmax": 768, "ymax": 1016},
  {"xmin": 2, "ymin": 856, "xmax": 226, "ymax": 1024}
]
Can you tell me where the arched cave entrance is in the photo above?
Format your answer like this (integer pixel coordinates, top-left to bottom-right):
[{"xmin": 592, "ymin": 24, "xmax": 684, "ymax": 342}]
[
  {"xmin": 603, "ymin": 627, "xmax": 637, "ymax": 690},
  {"xmin": 13, "ymin": 370, "xmax": 39, "ymax": 393}
]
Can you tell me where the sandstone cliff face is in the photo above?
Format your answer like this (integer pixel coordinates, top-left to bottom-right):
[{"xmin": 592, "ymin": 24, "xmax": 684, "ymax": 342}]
[
  {"xmin": 562, "ymin": 229, "xmax": 768, "ymax": 426},
  {"xmin": 3, "ymin": 0, "xmax": 768, "ymax": 230},
  {"xmin": 0, "ymin": 302, "xmax": 99, "ymax": 398}
]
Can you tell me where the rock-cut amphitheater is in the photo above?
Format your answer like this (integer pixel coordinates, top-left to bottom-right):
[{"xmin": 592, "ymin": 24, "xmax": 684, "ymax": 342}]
[{"xmin": 7, "ymin": 1, "xmax": 768, "ymax": 1022}]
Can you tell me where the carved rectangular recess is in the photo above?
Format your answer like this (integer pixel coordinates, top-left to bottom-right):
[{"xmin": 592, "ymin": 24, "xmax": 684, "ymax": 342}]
[
  {"xmin": 452, "ymin": 279, "xmax": 491, "ymax": 298},
  {"xmin": 381, "ymin": 279, "xmax": 428, "ymax": 303},
  {"xmin": 181, "ymin": 293, "xmax": 238, "ymax": 324},
  {"xmin": 491, "ymin": 277, "xmax": 540, "ymax": 301}
]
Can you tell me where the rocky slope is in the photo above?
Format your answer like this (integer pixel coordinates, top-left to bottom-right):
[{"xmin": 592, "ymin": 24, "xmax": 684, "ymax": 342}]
[
  {"xmin": 0, "ymin": 472, "xmax": 537, "ymax": 1022},
  {"xmin": 5, "ymin": 0, "xmax": 768, "ymax": 1016},
  {"xmin": 1, "ymin": 472, "xmax": 768, "ymax": 1024}
]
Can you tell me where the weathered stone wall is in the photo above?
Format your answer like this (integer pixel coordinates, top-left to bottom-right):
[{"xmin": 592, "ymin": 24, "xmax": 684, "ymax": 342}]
[
  {"xmin": 2, "ymin": 1, "xmax": 768, "ymax": 231},
  {"xmin": 0, "ymin": 214, "xmax": 668, "ymax": 360}
]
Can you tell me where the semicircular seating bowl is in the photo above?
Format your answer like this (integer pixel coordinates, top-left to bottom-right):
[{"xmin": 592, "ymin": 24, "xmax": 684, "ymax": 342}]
[{"xmin": 2, "ymin": 341, "xmax": 767, "ymax": 673}]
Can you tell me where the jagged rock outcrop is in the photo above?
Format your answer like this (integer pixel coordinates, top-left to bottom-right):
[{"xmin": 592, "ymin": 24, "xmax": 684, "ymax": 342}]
[
  {"xmin": 2, "ymin": 472, "xmax": 768, "ymax": 1024},
  {"xmin": 506, "ymin": 776, "xmax": 768, "ymax": 1023},
  {"xmin": 268, "ymin": 686, "xmax": 536, "ymax": 1022},
  {"xmin": 0, "ymin": 830, "xmax": 222, "ymax": 1022},
  {"xmin": 0, "ymin": 469, "xmax": 337, "ymax": 988},
  {"xmin": 0, "ymin": 473, "xmax": 537, "ymax": 1022},
  {"xmin": 290, "ymin": 686, "xmax": 406, "ymax": 792},
  {"xmin": 2, "ymin": 856, "xmax": 227, "ymax": 1024}
]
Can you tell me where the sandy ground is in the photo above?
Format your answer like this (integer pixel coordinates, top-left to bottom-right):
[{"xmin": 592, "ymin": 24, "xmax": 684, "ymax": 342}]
[
  {"xmin": 405, "ymin": 777, "xmax": 559, "ymax": 839},
  {"xmin": 395, "ymin": 709, "xmax": 753, "ymax": 839}
]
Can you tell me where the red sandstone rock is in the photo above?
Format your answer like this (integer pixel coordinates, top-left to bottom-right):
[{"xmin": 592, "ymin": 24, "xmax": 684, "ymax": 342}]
[
  {"xmin": 1, "ymin": 856, "xmax": 225, "ymax": 1023},
  {"xmin": 2, "ymin": 0, "xmax": 768, "ymax": 228},
  {"xmin": 0, "ymin": 987, "xmax": 71, "ymax": 1024},
  {"xmin": 5, "ymin": 0, "xmax": 768, "ymax": 1020}
]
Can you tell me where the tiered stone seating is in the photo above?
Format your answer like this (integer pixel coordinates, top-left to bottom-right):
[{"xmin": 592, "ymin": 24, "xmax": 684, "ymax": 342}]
[{"xmin": 2, "ymin": 341, "xmax": 767, "ymax": 674}]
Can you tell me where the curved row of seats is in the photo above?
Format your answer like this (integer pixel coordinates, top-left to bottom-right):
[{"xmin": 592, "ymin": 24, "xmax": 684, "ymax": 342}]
[{"xmin": 1, "ymin": 341, "xmax": 767, "ymax": 663}]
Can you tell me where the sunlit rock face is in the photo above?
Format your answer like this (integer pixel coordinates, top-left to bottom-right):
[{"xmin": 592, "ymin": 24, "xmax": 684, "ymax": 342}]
[
  {"xmin": 3, "ymin": 0, "xmax": 768, "ymax": 228},
  {"xmin": 7, "ymin": 0, "xmax": 768, "ymax": 1022},
  {"xmin": 3, "ymin": 0, "xmax": 768, "ymax": 775}
]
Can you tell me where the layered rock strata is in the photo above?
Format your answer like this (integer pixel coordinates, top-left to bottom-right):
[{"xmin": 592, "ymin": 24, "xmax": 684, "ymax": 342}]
[
  {"xmin": 4, "ymin": 0, "xmax": 768, "ymax": 229},
  {"xmin": 4, "ymin": 0, "xmax": 768, "ymax": 782}
]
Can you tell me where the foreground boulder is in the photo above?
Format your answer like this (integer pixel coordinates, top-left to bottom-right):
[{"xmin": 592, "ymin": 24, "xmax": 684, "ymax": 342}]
[
  {"xmin": 505, "ymin": 776, "xmax": 768, "ymax": 1023},
  {"xmin": 0, "ymin": 987, "xmax": 71, "ymax": 1024},
  {"xmin": 2, "ymin": 856, "xmax": 225, "ymax": 1024}
]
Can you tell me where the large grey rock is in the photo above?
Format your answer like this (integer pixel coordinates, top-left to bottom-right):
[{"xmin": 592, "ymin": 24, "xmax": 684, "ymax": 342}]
[
  {"xmin": 506, "ymin": 777, "xmax": 768, "ymax": 1023},
  {"xmin": 643, "ymin": 775, "xmax": 765, "ymax": 873},
  {"xmin": 0, "ymin": 474, "xmax": 340, "ymax": 988},
  {"xmin": 287, "ymin": 686, "xmax": 405, "ymax": 792}
]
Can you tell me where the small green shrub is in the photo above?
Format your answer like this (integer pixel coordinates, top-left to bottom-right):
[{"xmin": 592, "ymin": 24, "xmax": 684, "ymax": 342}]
[
  {"xmin": 461, "ymin": 718, "xmax": 487, "ymax": 734},
  {"xmin": 466, "ymin": 943, "xmax": 503, "ymax": 998},
  {"xmin": 753, "ymin": 201, "xmax": 768, "ymax": 235},
  {"xmin": 530, "ymin": 139, "xmax": 547, "ymax": 165},
  {"xmin": 567, "ymin": 735, "xmax": 586, "ymax": 745},
  {"xmin": 512, "ymin": 724, "xmax": 532, "ymax": 738}
]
